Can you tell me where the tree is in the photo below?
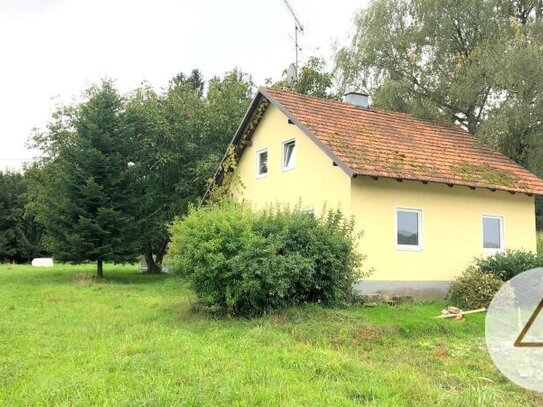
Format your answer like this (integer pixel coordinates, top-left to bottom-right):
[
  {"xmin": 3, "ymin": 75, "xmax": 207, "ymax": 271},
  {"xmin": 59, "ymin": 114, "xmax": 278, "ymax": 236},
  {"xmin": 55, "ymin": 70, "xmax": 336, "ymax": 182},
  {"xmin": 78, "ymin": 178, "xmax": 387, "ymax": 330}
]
[
  {"xmin": 273, "ymin": 57, "xmax": 335, "ymax": 98},
  {"xmin": 29, "ymin": 80, "xmax": 139, "ymax": 277},
  {"xmin": 0, "ymin": 171, "xmax": 44, "ymax": 263},
  {"xmin": 123, "ymin": 70, "xmax": 253, "ymax": 272},
  {"xmin": 335, "ymin": 0, "xmax": 543, "ymax": 228},
  {"xmin": 202, "ymin": 70, "xmax": 255, "ymax": 175},
  {"xmin": 171, "ymin": 69, "xmax": 205, "ymax": 97},
  {"xmin": 123, "ymin": 81, "xmax": 205, "ymax": 273}
]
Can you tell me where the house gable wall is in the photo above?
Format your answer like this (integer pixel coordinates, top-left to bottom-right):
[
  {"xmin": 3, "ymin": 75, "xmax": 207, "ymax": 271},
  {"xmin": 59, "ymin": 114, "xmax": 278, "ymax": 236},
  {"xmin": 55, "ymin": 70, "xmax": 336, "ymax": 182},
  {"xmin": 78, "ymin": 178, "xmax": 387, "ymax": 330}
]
[{"xmin": 233, "ymin": 104, "xmax": 351, "ymax": 212}]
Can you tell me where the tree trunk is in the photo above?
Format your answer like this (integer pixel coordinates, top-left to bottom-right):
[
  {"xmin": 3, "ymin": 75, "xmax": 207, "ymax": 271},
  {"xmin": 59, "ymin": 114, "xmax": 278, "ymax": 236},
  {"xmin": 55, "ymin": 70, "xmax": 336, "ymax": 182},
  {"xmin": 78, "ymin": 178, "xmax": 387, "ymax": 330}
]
[
  {"xmin": 143, "ymin": 241, "xmax": 161, "ymax": 273},
  {"xmin": 154, "ymin": 240, "xmax": 168, "ymax": 272},
  {"xmin": 97, "ymin": 259, "xmax": 103, "ymax": 279},
  {"xmin": 144, "ymin": 247, "xmax": 159, "ymax": 273}
]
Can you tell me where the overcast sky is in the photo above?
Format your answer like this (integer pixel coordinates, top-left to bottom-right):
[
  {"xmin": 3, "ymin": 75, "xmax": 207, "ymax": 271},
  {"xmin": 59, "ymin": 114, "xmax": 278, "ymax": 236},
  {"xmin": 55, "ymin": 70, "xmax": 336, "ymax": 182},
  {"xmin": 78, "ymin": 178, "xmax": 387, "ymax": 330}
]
[{"xmin": 0, "ymin": 0, "xmax": 366, "ymax": 171}]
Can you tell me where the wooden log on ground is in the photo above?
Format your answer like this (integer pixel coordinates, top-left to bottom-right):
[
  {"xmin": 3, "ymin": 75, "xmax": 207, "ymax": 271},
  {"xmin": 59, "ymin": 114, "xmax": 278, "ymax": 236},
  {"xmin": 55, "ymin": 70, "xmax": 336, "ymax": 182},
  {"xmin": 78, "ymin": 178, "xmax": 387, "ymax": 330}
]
[{"xmin": 435, "ymin": 308, "xmax": 486, "ymax": 319}]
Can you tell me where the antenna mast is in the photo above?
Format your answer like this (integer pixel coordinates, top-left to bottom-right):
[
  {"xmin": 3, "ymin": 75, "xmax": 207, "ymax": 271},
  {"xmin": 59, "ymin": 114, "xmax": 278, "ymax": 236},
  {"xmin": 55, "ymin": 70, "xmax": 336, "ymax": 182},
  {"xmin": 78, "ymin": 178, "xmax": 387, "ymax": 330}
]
[{"xmin": 283, "ymin": 0, "xmax": 304, "ymax": 76}]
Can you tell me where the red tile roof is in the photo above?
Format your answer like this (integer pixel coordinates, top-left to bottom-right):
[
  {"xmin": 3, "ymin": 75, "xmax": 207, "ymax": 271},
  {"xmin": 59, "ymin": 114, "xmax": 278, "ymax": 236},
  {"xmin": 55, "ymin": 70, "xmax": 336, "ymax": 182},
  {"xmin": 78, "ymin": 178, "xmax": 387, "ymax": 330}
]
[{"xmin": 262, "ymin": 87, "xmax": 543, "ymax": 195}]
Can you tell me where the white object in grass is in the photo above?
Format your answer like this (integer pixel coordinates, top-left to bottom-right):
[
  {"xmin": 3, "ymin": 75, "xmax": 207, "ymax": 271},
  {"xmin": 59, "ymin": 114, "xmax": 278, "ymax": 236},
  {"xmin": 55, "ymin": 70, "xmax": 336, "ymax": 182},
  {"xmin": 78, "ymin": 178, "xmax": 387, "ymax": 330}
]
[{"xmin": 31, "ymin": 258, "xmax": 54, "ymax": 267}]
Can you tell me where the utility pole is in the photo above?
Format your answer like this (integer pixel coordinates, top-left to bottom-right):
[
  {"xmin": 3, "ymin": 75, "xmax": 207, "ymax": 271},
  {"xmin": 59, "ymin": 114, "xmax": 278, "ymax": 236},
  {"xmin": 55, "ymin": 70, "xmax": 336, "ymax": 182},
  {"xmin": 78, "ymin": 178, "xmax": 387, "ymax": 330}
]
[{"xmin": 283, "ymin": 0, "xmax": 304, "ymax": 76}]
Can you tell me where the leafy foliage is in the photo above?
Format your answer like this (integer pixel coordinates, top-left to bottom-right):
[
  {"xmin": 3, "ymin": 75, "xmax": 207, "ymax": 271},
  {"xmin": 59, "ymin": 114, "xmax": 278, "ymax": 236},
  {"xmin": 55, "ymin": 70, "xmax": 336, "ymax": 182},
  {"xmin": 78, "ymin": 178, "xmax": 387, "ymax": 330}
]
[
  {"xmin": 273, "ymin": 57, "xmax": 335, "ymax": 98},
  {"xmin": 448, "ymin": 267, "xmax": 504, "ymax": 309},
  {"xmin": 0, "ymin": 171, "xmax": 44, "ymax": 263},
  {"xmin": 335, "ymin": 0, "xmax": 543, "ymax": 131},
  {"xmin": 473, "ymin": 249, "xmax": 543, "ymax": 281},
  {"xmin": 538, "ymin": 232, "xmax": 543, "ymax": 254},
  {"xmin": 168, "ymin": 202, "xmax": 367, "ymax": 317}
]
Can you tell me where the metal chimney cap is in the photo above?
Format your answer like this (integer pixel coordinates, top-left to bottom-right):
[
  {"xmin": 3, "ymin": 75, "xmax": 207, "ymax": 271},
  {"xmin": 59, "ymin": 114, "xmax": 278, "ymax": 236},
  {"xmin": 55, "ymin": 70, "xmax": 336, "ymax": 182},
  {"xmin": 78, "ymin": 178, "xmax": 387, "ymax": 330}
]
[{"xmin": 343, "ymin": 92, "xmax": 370, "ymax": 109}]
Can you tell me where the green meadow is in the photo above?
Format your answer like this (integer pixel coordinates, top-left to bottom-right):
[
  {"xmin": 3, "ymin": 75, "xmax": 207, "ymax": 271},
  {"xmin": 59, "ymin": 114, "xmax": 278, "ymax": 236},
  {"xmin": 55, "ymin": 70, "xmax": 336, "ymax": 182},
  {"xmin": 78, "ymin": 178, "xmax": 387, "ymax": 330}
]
[{"xmin": 0, "ymin": 264, "xmax": 538, "ymax": 406}]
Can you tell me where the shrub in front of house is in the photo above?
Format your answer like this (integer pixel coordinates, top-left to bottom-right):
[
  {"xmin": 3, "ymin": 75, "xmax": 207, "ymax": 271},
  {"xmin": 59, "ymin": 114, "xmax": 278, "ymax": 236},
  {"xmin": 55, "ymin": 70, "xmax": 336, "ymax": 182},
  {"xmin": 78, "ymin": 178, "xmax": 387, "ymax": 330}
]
[
  {"xmin": 473, "ymin": 249, "xmax": 543, "ymax": 281},
  {"xmin": 448, "ymin": 267, "xmax": 503, "ymax": 309},
  {"xmin": 168, "ymin": 201, "xmax": 366, "ymax": 316},
  {"xmin": 537, "ymin": 233, "xmax": 543, "ymax": 255}
]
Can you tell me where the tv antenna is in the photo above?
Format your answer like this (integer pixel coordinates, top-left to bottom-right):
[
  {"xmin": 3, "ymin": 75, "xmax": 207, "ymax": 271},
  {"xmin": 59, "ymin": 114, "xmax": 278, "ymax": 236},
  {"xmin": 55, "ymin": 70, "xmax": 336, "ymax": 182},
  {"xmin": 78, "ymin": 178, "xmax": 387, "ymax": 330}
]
[{"xmin": 282, "ymin": 0, "xmax": 304, "ymax": 76}]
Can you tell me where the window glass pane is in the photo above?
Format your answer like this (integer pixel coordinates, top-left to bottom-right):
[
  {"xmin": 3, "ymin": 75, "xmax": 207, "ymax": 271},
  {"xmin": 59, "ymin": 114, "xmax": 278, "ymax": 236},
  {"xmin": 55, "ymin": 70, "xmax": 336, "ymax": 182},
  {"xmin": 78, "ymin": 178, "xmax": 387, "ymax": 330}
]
[
  {"xmin": 483, "ymin": 217, "xmax": 501, "ymax": 249},
  {"xmin": 284, "ymin": 141, "xmax": 295, "ymax": 168},
  {"xmin": 258, "ymin": 151, "xmax": 268, "ymax": 175},
  {"xmin": 397, "ymin": 211, "xmax": 419, "ymax": 246}
]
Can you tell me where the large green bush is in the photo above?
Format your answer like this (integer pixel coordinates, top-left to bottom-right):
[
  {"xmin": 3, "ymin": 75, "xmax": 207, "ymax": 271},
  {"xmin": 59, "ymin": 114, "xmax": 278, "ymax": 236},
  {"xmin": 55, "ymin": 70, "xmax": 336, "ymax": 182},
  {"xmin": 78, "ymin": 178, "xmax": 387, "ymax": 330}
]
[
  {"xmin": 473, "ymin": 249, "xmax": 543, "ymax": 281},
  {"xmin": 168, "ymin": 201, "xmax": 366, "ymax": 316},
  {"xmin": 448, "ymin": 267, "xmax": 503, "ymax": 309}
]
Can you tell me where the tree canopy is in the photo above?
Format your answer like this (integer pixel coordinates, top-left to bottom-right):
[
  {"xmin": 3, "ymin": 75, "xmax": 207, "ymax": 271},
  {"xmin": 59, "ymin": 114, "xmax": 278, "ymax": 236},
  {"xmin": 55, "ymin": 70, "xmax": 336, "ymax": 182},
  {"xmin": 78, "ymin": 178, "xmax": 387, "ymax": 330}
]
[
  {"xmin": 0, "ymin": 171, "xmax": 44, "ymax": 263},
  {"xmin": 123, "ymin": 70, "xmax": 253, "ymax": 272},
  {"xmin": 273, "ymin": 57, "xmax": 335, "ymax": 98}
]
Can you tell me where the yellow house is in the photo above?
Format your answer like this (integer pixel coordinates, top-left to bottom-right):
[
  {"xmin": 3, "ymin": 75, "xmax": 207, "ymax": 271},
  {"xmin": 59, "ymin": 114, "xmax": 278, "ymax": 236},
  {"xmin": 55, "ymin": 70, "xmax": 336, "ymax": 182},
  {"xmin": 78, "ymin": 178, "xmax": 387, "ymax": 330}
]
[{"xmin": 206, "ymin": 87, "xmax": 543, "ymax": 298}]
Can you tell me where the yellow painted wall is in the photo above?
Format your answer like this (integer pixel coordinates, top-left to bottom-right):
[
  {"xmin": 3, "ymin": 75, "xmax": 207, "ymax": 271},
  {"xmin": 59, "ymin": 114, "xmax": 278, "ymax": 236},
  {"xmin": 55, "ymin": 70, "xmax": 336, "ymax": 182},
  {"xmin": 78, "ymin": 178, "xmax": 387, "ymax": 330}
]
[
  {"xmin": 351, "ymin": 177, "xmax": 536, "ymax": 281},
  {"xmin": 234, "ymin": 104, "xmax": 351, "ymax": 212},
  {"xmin": 233, "ymin": 103, "xmax": 537, "ymax": 282}
]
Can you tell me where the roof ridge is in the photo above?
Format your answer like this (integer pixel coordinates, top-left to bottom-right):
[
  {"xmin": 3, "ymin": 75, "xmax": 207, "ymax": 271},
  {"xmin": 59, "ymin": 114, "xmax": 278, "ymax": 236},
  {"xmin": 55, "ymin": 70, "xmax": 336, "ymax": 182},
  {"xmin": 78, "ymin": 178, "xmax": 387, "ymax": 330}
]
[{"xmin": 262, "ymin": 86, "xmax": 472, "ymax": 137}]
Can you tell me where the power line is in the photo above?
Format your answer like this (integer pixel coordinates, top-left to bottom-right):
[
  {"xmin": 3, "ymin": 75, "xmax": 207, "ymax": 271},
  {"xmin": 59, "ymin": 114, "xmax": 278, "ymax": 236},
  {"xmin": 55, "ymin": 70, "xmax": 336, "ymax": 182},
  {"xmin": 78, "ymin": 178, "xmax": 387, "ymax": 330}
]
[{"xmin": 0, "ymin": 158, "xmax": 38, "ymax": 161}]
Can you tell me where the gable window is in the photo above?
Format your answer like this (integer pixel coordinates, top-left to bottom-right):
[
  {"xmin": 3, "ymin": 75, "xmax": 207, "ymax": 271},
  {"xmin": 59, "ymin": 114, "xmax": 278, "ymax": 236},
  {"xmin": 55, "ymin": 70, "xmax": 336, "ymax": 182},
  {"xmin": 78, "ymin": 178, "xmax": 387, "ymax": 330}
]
[
  {"xmin": 282, "ymin": 139, "xmax": 296, "ymax": 171},
  {"xmin": 256, "ymin": 148, "xmax": 268, "ymax": 177},
  {"xmin": 396, "ymin": 208, "xmax": 423, "ymax": 251},
  {"xmin": 483, "ymin": 215, "xmax": 504, "ymax": 251}
]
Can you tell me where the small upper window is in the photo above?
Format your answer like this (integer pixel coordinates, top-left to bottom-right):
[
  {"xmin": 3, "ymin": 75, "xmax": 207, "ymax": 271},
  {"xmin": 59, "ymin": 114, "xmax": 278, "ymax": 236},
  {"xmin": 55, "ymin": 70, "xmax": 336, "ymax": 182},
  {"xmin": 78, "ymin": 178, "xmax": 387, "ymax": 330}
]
[
  {"xmin": 483, "ymin": 216, "xmax": 503, "ymax": 251},
  {"xmin": 256, "ymin": 148, "xmax": 268, "ymax": 177},
  {"xmin": 282, "ymin": 139, "xmax": 296, "ymax": 170},
  {"xmin": 397, "ymin": 208, "xmax": 422, "ymax": 251}
]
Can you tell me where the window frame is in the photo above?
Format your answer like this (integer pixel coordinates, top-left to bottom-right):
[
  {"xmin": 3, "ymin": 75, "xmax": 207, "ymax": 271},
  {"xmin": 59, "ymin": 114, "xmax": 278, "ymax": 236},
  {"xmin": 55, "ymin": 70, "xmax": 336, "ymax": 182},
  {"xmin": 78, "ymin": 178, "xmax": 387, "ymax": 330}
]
[
  {"xmin": 482, "ymin": 214, "xmax": 505, "ymax": 253},
  {"xmin": 395, "ymin": 207, "xmax": 424, "ymax": 252},
  {"xmin": 255, "ymin": 147, "xmax": 269, "ymax": 178},
  {"xmin": 281, "ymin": 138, "xmax": 296, "ymax": 171}
]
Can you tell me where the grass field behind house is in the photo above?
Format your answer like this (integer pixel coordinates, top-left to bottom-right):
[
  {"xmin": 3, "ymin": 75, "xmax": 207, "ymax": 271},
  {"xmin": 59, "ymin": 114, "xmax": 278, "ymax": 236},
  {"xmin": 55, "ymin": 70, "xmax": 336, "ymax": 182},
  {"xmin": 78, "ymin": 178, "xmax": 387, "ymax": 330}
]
[{"xmin": 0, "ymin": 264, "xmax": 539, "ymax": 406}]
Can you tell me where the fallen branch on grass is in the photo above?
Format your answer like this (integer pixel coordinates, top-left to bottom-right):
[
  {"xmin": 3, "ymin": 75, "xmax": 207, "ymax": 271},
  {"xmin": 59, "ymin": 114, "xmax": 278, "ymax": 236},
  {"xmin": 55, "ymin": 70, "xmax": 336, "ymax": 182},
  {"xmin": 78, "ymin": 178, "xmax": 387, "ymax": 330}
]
[{"xmin": 435, "ymin": 307, "xmax": 486, "ymax": 319}]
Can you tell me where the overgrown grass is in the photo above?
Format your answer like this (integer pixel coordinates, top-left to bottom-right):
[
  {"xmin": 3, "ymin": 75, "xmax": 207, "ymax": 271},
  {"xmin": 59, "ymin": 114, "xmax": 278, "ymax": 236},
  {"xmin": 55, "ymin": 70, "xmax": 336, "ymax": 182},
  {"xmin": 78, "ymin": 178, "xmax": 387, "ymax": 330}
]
[{"xmin": 0, "ymin": 264, "xmax": 539, "ymax": 406}]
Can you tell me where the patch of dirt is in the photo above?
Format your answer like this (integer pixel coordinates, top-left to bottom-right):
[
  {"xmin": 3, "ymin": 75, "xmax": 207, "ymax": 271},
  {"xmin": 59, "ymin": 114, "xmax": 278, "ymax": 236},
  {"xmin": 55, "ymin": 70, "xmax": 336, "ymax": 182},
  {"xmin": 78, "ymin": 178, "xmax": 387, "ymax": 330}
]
[{"xmin": 72, "ymin": 272, "xmax": 96, "ymax": 286}]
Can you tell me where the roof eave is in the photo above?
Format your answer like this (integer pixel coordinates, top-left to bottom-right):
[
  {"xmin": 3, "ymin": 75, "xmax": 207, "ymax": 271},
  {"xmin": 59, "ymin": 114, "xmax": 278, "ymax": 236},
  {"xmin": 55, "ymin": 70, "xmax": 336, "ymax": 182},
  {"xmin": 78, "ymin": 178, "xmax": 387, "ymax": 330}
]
[{"xmin": 354, "ymin": 172, "xmax": 542, "ymax": 196}]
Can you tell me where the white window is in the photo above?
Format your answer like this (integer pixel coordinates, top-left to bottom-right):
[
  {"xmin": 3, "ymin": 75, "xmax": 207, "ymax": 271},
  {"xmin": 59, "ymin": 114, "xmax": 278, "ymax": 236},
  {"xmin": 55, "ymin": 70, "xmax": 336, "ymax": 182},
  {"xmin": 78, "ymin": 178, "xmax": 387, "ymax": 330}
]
[
  {"xmin": 482, "ymin": 215, "xmax": 504, "ymax": 252},
  {"xmin": 256, "ymin": 148, "xmax": 268, "ymax": 178},
  {"xmin": 281, "ymin": 139, "xmax": 296, "ymax": 171},
  {"xmin": 396, "ymin": 208, "xmax": 423, "ymax": 251}
]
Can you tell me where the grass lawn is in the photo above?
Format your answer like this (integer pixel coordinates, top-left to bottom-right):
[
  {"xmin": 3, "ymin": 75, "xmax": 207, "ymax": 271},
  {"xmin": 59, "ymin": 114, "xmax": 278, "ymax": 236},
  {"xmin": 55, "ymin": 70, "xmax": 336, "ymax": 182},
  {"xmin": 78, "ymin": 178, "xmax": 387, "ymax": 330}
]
[{"xmin": 0, "ymin": 264, "xmax": 539, "ymax": 406}]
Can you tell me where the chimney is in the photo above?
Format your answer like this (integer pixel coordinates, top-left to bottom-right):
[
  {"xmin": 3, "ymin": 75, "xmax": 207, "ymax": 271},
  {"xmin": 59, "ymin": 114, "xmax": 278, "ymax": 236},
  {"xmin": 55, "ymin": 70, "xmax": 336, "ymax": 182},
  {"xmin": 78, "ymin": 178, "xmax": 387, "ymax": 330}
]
[{"xmin": 343, "ymin": 92, "xmax": 369, "ymax": 109}]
